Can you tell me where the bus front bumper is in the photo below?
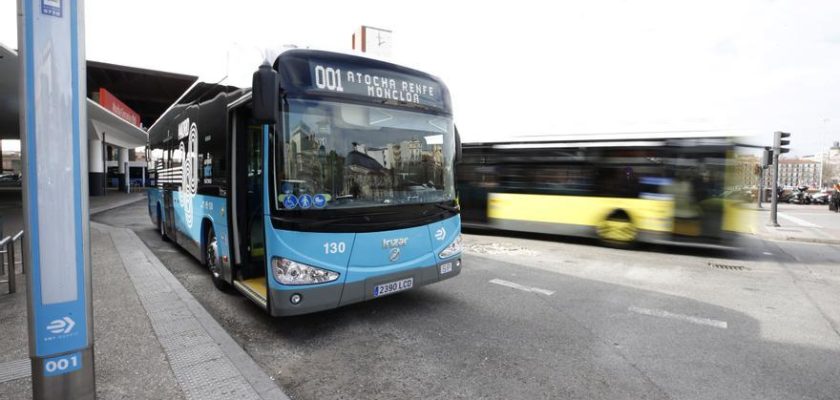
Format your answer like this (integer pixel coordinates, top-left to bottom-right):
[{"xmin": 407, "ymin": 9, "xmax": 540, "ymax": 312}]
[{"xmin": 268, "ymin": 257, "xmax": 462, "ymax": 317}]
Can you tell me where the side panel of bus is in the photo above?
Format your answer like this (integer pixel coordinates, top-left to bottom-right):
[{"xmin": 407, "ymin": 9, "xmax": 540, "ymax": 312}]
[
  {"xmin": 147, "ymin": 93, "xmax": 234, "ymax": 272},
  {"xmin": 458, "ymin": 142, "xmax": 745, "ymax": 244},
  {"xmin": 486, "ymin": 193, "xmax": 674, "ymax": 236}
]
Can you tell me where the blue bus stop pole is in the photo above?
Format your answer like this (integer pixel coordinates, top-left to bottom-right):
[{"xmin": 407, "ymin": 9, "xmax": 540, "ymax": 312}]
[{"xmin": 17, "ymin": 0, "xmax": 96, "ymax": 398}]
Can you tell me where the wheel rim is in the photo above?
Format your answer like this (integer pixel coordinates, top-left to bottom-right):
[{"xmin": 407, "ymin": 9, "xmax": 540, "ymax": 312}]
[
  {"xmin": 207, "ymin": 231, "xmax": 221, "ymax": 279},
  {"xmin": 598, "ymin": 220, "xmax": 637, "ymax": 242}
]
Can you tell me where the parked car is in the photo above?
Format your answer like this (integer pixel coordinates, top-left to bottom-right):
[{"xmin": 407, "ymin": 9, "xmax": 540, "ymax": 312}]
[
  {"xmin": 0, "ymin": 173, "xmax": 21, "ymax": 187},
  {"xmin": 786, "ymin": 186, "xmax": 816, "ymax": 205},
  {"xmin": 811, "ymin": 191, "xmax": 830, "ymax": 205}
]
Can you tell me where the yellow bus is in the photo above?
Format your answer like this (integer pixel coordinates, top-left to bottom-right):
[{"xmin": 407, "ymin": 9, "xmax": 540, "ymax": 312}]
[{"xmin": 456, "ymin": 132, "xmax": 749, "ymax": 247}]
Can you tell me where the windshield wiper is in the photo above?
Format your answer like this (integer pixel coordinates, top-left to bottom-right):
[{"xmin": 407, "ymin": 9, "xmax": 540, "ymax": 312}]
[
  {"xmin": 434, "ymin": 202, "xmax": 460, "ymax": 213},
  {"xmin": 302, "ymin": 215, "xmax": 370, "ymax": 228},
  {"xmin": 291, "ymin": 210, "xmax": 404, "ymax": 228}
]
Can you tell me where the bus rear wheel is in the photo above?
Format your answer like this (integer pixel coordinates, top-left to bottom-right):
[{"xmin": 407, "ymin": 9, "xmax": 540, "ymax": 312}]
[
  {"xmin": 205, "ymin": 227, "xmax": 230, "ymax": 291},
  {"xmin": 597, "ymin": 211, "xmax": 638, "ymax": 247}
]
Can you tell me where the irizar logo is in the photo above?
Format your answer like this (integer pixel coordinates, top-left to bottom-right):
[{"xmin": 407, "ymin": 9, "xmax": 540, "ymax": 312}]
[
  {"xmin": 46, "ymin": 317, "xmax": 75, "ymax": 335},
  {"xmin": 178, "ymin": 118, "xmax": 199, "ymax": 229},
  {"xmin": 389, "ymin": 248, "xmax": 401, "ymax": 262},
  {"xmin": 382, "ymin": 237, "xmax": 409, "ymax": 248},
  {"xmin": 435, "ymin": 227, "xmax": 446, "ymax": 241}
]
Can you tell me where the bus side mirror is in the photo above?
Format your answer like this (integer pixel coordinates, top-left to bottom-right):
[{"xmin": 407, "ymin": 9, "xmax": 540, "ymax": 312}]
[
  {"xmin": 252, "ymin": 63, "xmax": 279, "ymax": 124},
  {"xmin": 455, "ymin": 125, "xmax": 462, "ymax": 163}
]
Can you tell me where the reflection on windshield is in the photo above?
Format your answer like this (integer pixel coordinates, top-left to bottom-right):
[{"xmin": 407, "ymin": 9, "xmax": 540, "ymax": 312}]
[{"xmin": 276, "ymin": 99, "xmax": 455, "ymax": 210}]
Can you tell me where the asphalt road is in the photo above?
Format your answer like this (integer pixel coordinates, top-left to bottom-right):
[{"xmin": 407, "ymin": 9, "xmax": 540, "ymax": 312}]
[{"xmin": 95, "ymin": 201, "xmax": 840, "ymax": 400}]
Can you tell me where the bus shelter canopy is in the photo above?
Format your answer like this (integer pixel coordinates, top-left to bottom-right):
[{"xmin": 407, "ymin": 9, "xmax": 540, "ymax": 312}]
[{"xmin": 1, "ymin": 42, "xmax": 193, "ymax": 149}]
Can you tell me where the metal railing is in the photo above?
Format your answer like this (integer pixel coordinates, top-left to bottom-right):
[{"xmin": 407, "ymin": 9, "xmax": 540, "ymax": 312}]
[{"xmin": 0, "ymin": 231, "xmax": 24, "ymax": 294}]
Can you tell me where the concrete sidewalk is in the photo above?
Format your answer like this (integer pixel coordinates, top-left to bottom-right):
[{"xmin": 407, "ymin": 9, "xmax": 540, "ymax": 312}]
[
  {"xmin": 89, "ymin": 189, "xmax": 149, "ymax": 215},
  {"xmin": 747, "ymin": 205, "xmax": 840, "ymax": 245},
  {"xmin": 0, "ymin": 195, "xmax": 288, "ymax": 399}
]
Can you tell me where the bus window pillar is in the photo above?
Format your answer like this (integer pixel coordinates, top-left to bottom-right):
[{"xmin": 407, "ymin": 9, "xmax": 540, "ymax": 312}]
[
  {"xmin": 88, "ymin": 137, "xmax": 105, "ymax": 196},
  {"xmin": 118, "ymin": 148, "xmax": 129, "ymax": 192},
  {"xmin": 142, "ymin": 166, "xmax": 146, "ymax": 188}
]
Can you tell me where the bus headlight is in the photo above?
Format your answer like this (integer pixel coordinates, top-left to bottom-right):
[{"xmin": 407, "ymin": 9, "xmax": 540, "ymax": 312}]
[
  {"xmin": 438, "ymin": 234, "xmax": 462, "ymax": 259},
  {"xmin": 272, "ymin": 258, "xmax": 340, "ymax": 285}
]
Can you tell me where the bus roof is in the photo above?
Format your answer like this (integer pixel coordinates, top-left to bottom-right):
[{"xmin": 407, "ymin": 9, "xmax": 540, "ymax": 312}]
[
  {"xmin": 148, "ymin": 49, "xmax": 452, "ymax": 139},
  {"xmin": 273, "ymin": 49, "xmax": 452, "ymax": 114}
]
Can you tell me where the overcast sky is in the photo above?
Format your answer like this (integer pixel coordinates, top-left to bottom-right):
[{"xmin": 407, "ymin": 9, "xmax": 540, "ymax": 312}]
[{"xmin": 3, "ymin": 0, "xmax": 840, "ymax": 155}]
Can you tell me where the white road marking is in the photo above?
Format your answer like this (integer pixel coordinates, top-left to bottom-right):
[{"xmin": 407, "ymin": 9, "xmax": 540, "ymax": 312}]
[
  {"xmin": 777, "ymin": 212, "xmax": 822, "ymax": 228},
  {"xmin": 762, "ymin": 252, "xmax": 773, "ymax": 255},
  {"xmin": 489, "ymin": 278, "xmax": 555, "ymax": 296},
  {"xmin": 628, "ymin": 306, "xmax": 728, "ymax": 329}
]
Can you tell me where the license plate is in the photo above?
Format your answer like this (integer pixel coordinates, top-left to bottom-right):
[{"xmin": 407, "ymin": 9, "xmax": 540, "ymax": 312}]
[
  {"xmin": 440, "ymin": 262, "xmax": 453, "ymax": 274},
  {"xmin": 373, "ymin": 277, "xmax": 414, "ymax": 297}
]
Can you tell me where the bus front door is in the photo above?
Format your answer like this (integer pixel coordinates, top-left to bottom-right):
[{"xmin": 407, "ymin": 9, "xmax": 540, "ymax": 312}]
[{"xmin": 230, "ymin": 106, "xmax": 268, "ymax": 305}]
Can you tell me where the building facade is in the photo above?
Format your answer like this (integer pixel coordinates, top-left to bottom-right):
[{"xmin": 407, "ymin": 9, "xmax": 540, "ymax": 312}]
[
  {"xmin": 734, "ymin": 154, "xmax": 760, "ymax": 188},
  {"xmin": 824, "ymin": 142, "xmax": 840, "ymax": 186},
  {"xmin": 765, "ymin": 158, "xmax": 821, "ymax": 189}
]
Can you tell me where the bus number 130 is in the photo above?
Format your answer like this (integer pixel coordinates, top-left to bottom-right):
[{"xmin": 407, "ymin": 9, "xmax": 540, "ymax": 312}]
[{"xmin": 324, "ymin": 242, "xmax": 346, "ymax": 254}]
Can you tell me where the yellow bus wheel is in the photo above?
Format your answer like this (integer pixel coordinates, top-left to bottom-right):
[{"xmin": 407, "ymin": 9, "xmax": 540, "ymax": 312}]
[{"xmin": 597, "ymin": 213, "xmax": 638, "ymax": 246}]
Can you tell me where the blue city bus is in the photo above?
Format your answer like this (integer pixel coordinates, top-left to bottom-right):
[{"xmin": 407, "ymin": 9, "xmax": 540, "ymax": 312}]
[{"xmin": 147, "ymin": 49, "xmax": 462, "ymax": 316}]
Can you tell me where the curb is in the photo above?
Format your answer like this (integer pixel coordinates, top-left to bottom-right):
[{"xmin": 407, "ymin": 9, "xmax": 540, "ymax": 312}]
[
  {"xmin": 90, "ymin": 195, "xmax": 147, "ymax": 216},
  {"xmin": 91, "ymin": 221, "xmax": 289, "ymax": 400},
  {"xmin": 751, "ymin": 232, "xmax": 840, "ymax": 246},
  {"xmin": 774, "ymin": 236, "xmax": 840, "ymax": 246}
]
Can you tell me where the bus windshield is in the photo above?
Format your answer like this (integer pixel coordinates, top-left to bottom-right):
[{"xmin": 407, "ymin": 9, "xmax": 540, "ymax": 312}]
[{"xmin": 274, "ymin": 98, "xmax": 456, "ymax": 211}]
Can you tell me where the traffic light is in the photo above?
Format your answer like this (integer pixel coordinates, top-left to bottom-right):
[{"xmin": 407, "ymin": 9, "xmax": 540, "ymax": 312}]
[
  {"xmin": 774, "ymin": 131, "xmax": 791, "ymax": 154},
  {"xmin": 762, "ymin": 148, "xmax": 773, "ymax": 167}
]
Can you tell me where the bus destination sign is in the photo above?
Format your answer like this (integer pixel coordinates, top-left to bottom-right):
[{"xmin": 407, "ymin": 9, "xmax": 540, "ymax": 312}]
[{"xmin": 308, "ymin": 61, "xmax": 444, "ymax": 109}]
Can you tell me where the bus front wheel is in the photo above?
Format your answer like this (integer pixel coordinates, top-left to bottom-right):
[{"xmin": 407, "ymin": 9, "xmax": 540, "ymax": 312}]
[
  {"xmin": 597, "ymin": 210, "xmax": 638, "ymax": 247},
  {"xmin": 205, "ymin": 226, "xmax": 230, "ymax": 291}
]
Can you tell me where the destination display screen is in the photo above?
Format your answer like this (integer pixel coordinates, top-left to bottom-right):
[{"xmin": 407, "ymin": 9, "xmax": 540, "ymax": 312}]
[{"xmin": 308, "ymin": 61, "xmax": 444, "ymax": 109}]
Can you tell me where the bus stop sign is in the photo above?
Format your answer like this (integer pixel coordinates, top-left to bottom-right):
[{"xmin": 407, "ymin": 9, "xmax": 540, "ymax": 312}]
[{"xmin": 18, "ymin": 0, "xmax": 95, "ymax": 398}]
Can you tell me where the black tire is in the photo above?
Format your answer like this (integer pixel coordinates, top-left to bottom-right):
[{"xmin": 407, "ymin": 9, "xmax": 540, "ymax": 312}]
[
  {"xmin": 158, "ymin": 205, "xmax": 169, "ymax": 242},
  {"xmin": 205, "ymin": 226, "xmax": 230, "ymax": 291}
]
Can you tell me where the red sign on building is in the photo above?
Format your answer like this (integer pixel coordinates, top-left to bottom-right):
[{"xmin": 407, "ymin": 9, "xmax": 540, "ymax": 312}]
[{"xmin": 98, "ymin": 88, "xmax": 141, "ymax": 127}]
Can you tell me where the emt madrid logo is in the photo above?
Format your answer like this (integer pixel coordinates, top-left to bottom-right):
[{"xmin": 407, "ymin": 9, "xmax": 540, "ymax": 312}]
[
  {"xmin": 178, "ymin": 118, "xmax": 199, "ymax": 229},
  {"xmin": 46, "ymin": 316, "xmax": 75, "ymax": 335}
]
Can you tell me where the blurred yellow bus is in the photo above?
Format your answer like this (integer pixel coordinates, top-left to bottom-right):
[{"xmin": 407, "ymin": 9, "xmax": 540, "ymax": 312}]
[{"xmin": 456, "ymin": 132, "xmax": 749, "ymax": 247}]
